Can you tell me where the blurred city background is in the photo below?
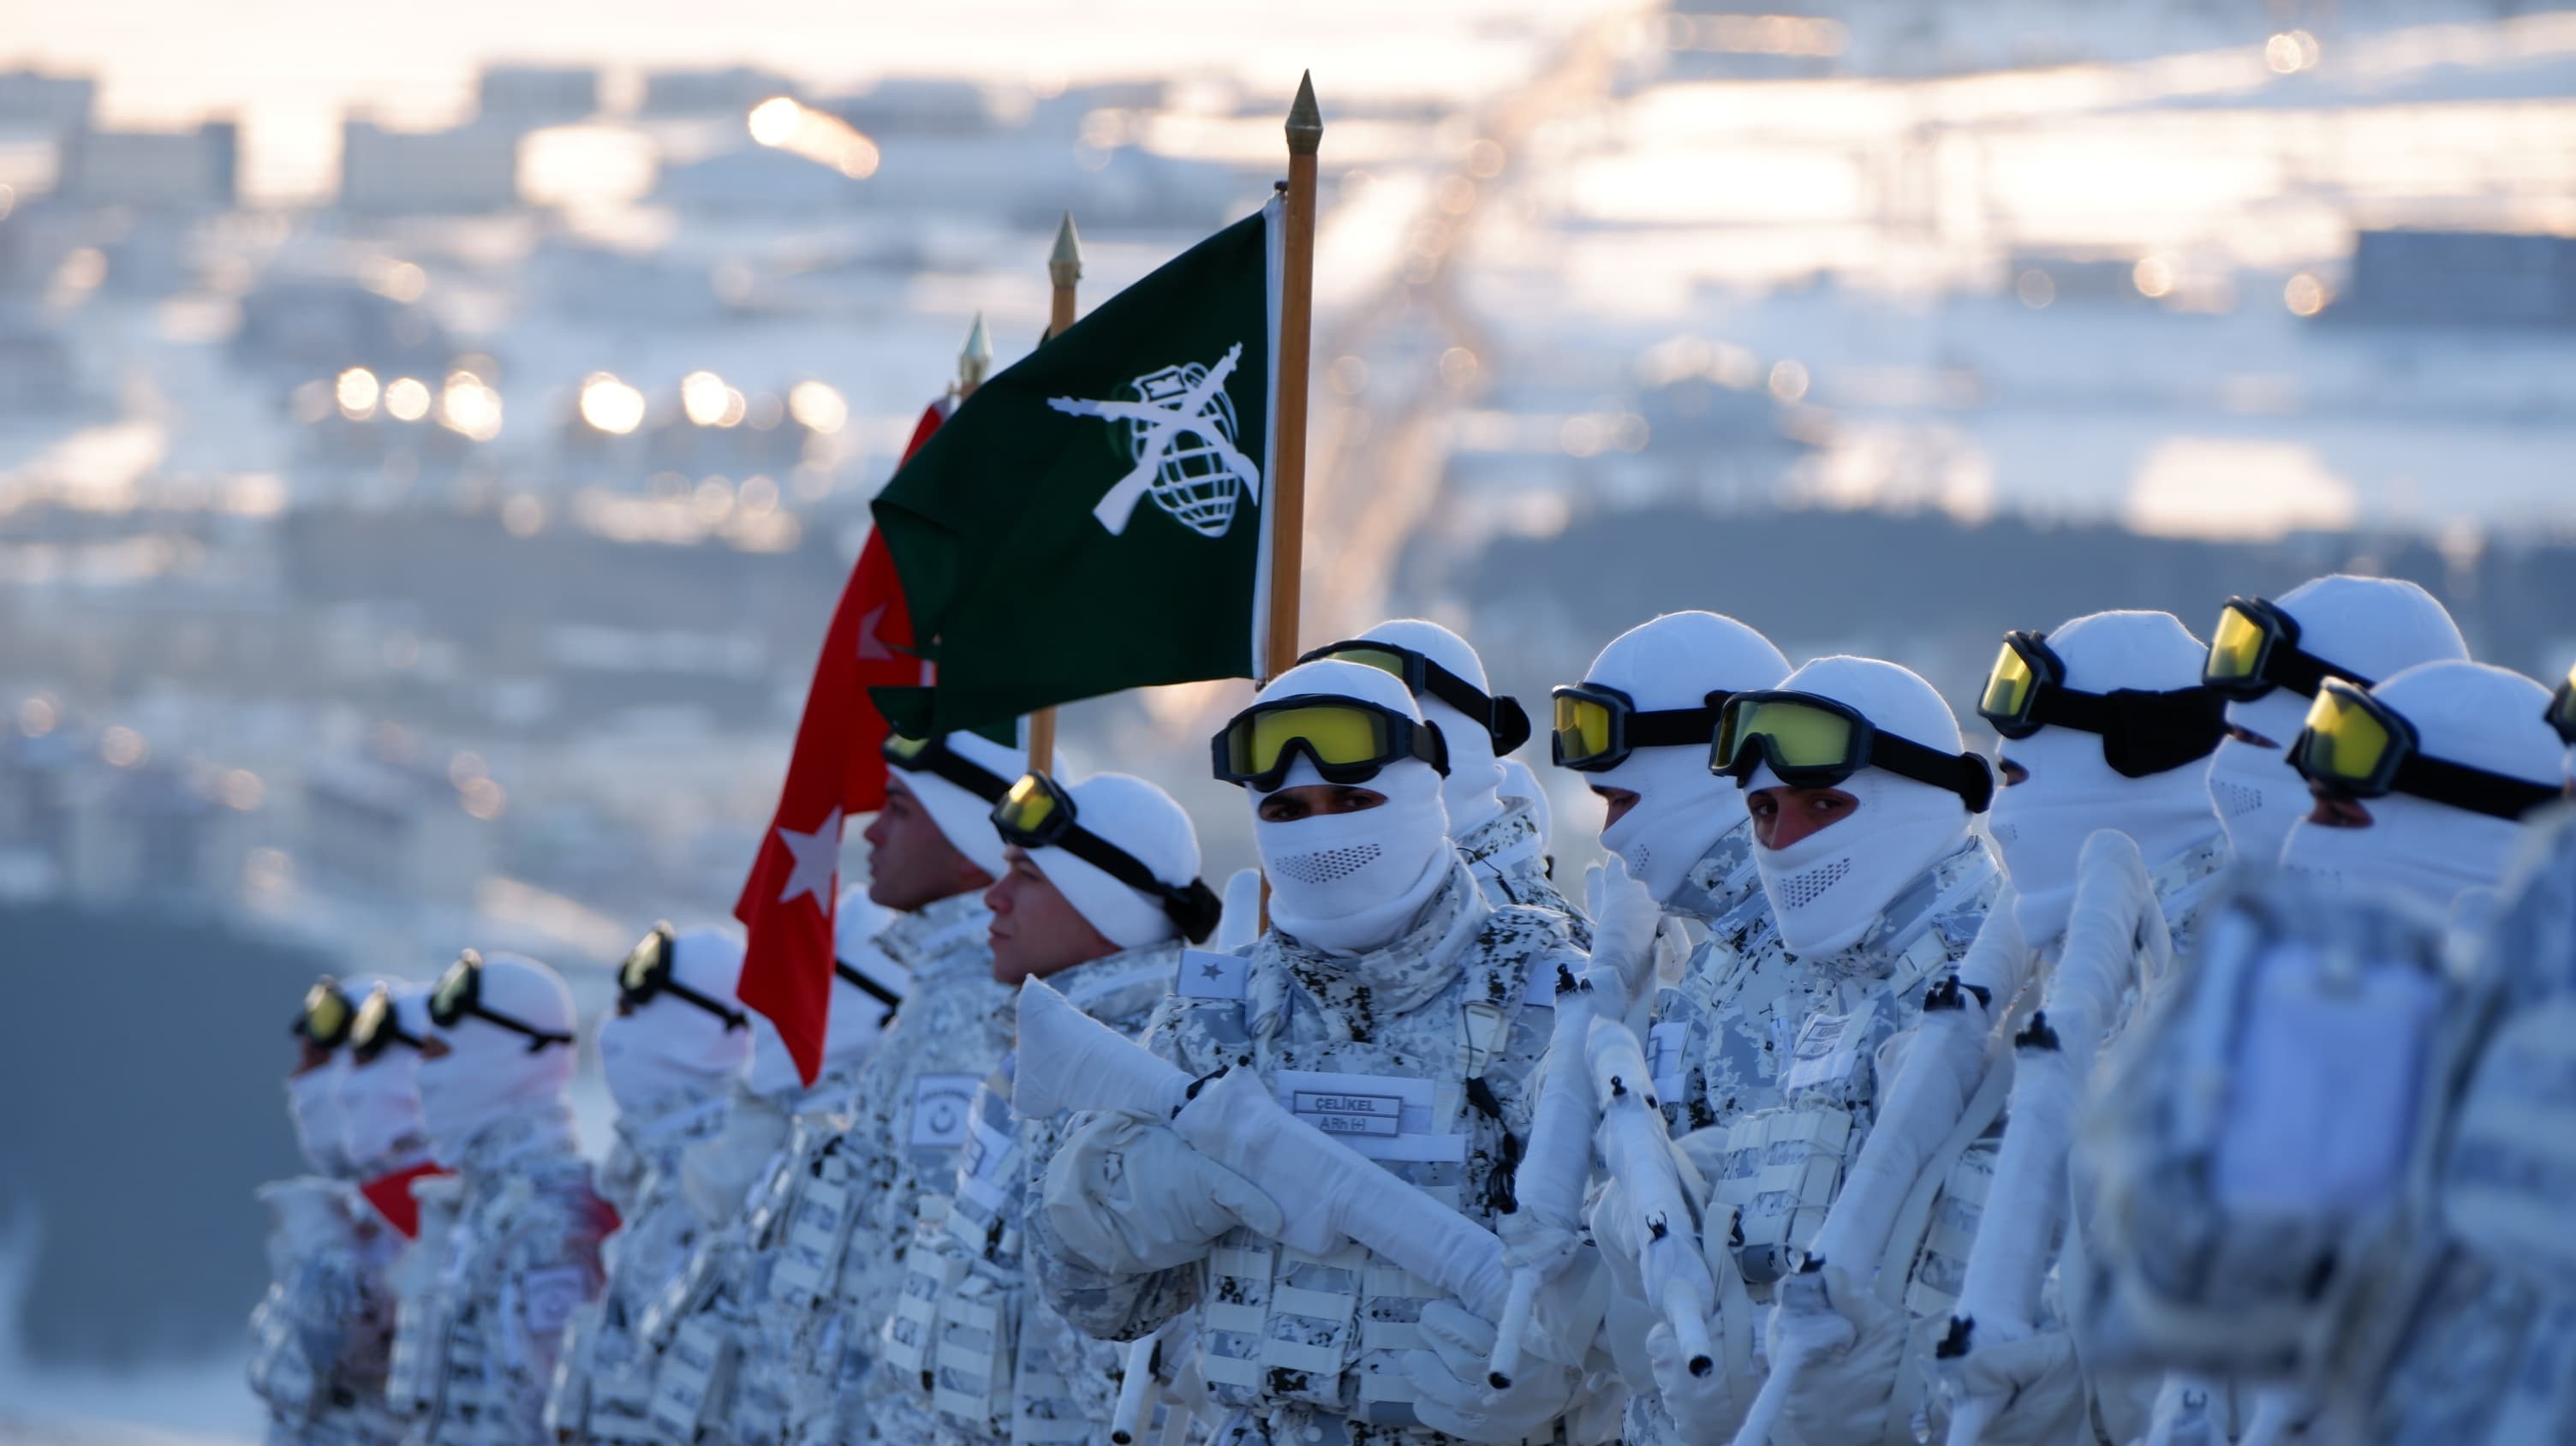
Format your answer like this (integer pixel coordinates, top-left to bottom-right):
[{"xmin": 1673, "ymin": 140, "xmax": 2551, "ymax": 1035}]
[{"xmin": 5, "ymin": 0, "xmax": 2575, "ymax": 1437}]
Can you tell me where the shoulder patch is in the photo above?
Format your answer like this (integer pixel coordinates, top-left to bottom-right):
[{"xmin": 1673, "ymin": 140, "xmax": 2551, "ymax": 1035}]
[{"xmin": 1175, "ymin": 947, "xmax": 1250, "ymax": 1001}]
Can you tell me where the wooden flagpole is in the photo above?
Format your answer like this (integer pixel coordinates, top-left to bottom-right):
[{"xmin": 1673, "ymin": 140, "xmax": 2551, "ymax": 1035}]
[
  {"xmin": 1025, "ymin": 212, "xmax": 1082, "ymax": 773},
  {"xmin": 1267, "ymin": 73, "xmax": 1321, "ymax": 680}
]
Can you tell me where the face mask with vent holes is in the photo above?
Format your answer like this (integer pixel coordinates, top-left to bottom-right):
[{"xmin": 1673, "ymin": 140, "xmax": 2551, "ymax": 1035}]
[
  {"xmin": 1750, "ymin": 760, "xmax": 1972, "ymax": 959},
  {"xmin": 1257, "ymin": 757, "xmax": 1452, "ymax": 956}
]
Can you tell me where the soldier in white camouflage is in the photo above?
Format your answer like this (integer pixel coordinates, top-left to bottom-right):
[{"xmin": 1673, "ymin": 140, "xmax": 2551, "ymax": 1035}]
[
  {"xmin": 658, "ymin": 729, "xmax": 1027, "ymax": 1446},
  {"xmin": 390, "ymin": 950, "xmax": 609, "ymax": 1446},
  {"xmin": 1766, "ymin": 613, "xmax": 2235, "ymax": 1446},
  {"xmin": 546, "ymin": 927, "xmax": 752, "ymax": 1444},
  {"xmin": 2072, "ymin": 659, "xmax": 2567, "ymax": 1446},
  {"xmin": 1300, "ymin": 622, "xmax": 1584, "ymax": 943},
  {"xmin": 1032, "ymin": 659, "xmax": 1611, "ymax": 1446},
  {"xmin": 873, "ymin": 768, "xmax": 1218, "ymax": 1446},
  {"xmin": 1598, "ymin": 656, "xmax": 2003, "ymax": 1443},
  {"xmin": 250, "ymin": 975, "xmax": 426, "ymax": 1446},
  {"xmin": 1547, "ymin": 611, "xmax": 1792, "ymax": 1138}
]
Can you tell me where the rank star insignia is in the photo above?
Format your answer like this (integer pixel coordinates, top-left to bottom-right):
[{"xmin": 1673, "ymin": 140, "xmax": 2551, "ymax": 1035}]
[
  {"xmin": 1048, "ymin": 344, "xmax": 1263, "ymax": 539},
  {"xmin": 1200, "ymin": 960, "xmax": 1224, "ymax": 980}
]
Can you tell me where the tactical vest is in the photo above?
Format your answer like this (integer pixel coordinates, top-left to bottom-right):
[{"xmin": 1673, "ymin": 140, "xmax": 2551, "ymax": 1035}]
[
  {"xmin": 546, "ymin": 1090, "xmax": 724, "ymax": 1445},
  {"xmin": 393, "ymin": 1113, "xmax": 604, "ymax": 1446},
  {"xmin": 1157, "ymin": 880, "xmax": 1580, "ymax": 1443},
  {"xmin": 1699, "ymin": 843, "xmax": 2001, "ymax": 1291},
  {"xmin": 247, "ymin": 1179, "xmax": 406, "ymax": 1446},
  {"xmin": 1457, "ymin": 798, "xmax": 1592, "ymax": 950},
  {"xmin": 878, "ymin": 946, "xmax": 1175, "ymax": 1446}
]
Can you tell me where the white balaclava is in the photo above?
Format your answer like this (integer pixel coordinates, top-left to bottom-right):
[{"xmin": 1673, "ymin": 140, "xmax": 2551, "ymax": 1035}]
[
  {"xmin": 2206, "ymin": 576, "xmax": 2466, "ymax": 869},
  {"xmin": 417, "ymin": 952, "xmax": 578, "ymax": 1162},
  {"xmin": 1351, "ymin": 619, "xmax": 1510, "ymax": 840},
  {"xmin": 1582, "ymin": 612, "xmax": 1791, "ymax": 904},
  {"xmin": 2281, "ymin": 660, "xmax": 2560, "ymax": 914},
  {"xmin": 1750, "ymin": 656, "xmax": 1978, "ymax": 959},
  {"xmin": 825, "ymin": 886, "xmax": 909, "ymax": 1064},
  {"xmin": 903, "ymin": 731, "xmax": 1060, "ymax": 882},
  {"xmin": 286, "ymin": 972, "xmax": 389, "ymax": 1176},
  {"xmin": 599, "ymin": 927, "xmax": 754, "ymax": 1117},
  {"xmin": 340, "ymin": 982, "xmax": 432, "ymax": 1173},
  {"xmin": 1250, "ymin": 659, "xmax": 1453, "ymax": 955},
  {"xmin": 1027, "ymin": 773, "xmax": 1202, "ymax": 950},
  {"xmin": 1989, "ymin": 612, "xmax": 2226, "ymax": 945}
]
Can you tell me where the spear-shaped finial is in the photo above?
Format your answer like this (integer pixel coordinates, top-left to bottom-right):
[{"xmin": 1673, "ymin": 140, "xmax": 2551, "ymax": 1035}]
[
  {"xmin": 958, "ymin": 312, "xmax": 993, "ymax": 395},
  {"xmin": 1285, "ymin": 70, "xmax": 1323, "ymax": 157},
  {"xmin": 1048, "ymin": 211, "xmax": 1083, "ymax": 290}
]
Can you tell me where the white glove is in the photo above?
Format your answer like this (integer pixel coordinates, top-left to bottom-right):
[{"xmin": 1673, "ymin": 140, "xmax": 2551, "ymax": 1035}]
[
  {"xmin": 1041, "ymin": 1110, "xmax": 1285, "ymax": 1275},
  {"xmin": 1773, "ymin": 1265, "xmax": 1905, "ymax": 1446},
  {"xmin": 1404, "ymin": 1298, "xmax": 1584, "ymax": 1444},
  {"xmin": 1946, "ymin": 1331, "xmax": 2090, "ymax": 1446},
  {"xmin": 1647, "ymin": 1317, "xmax": 1739, "ymax": 1446},
  {"xmin": 1584, "ymin": 856, "xmax": 1665, "ymax": 1001},
  {"xmin": 1213, "ymin": 867, "xmax": 1263, "ymax": 952}
]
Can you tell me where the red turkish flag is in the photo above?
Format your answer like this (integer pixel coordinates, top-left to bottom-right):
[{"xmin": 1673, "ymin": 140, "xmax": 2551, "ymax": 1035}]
[{"xmin": 734, "ymin": 398, "xmax": 950, "ymax": 1083}]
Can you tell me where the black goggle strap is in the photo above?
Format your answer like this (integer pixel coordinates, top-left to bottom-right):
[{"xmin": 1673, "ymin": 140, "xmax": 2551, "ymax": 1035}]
[
  {"xmin": 658, "ymin": 975, "xmax": 751, "ymax": 1031},
  {"xmin": 1304, "ymin": 640, "xmax": 1532, "ymax": 753},
  {"xmin": 1039, "ymin": 823, "xmax": 1223, "ymax": 944},
  {"xmin": 2548, "ymin": 672, "xmax": 2576, "ymax": 744},
  {"xmin": 1866, "ymin": 731, "xmax": 1998, "ymax": 814},
  {"xmin": 885, "ymin": 736, "xmax": 1015, "ymax": 804},
  {"xmin": 459, "ymin": 1001, "xmax": 575, "ymax": 1054},
  {"xmin": 1624, "ymin": 700, "xmax": 1731, "ymax": 750},
  {"xmin": 833, "ymin": 958, "xmax": 906, "ymax": 1020},
  {"xmin": 2388, "ymin": 751, "xmax": 2559, "ymax": 822},
  {"xmin": 2027, "ymin": 684, "xmax": 2230, "ymax": 774}
]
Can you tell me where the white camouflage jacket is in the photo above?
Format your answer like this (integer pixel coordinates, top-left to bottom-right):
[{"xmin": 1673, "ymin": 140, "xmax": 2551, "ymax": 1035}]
[
  {"xmin": 385, "ymin": 1104, "xmax": 608, "ymax": 1446},
  {"xmin": 1031, "ymin": 859, "xmax": 1596, "ymax": 1446},
  {"xmin": 874, "ymin": 941, "xmax": 1181, "ymax": 1446},
  {"xmin": 738, "ymin": 890, "xmax": 1016, "ymax": 1446},
  {"xmin": 544, "ymin": 1085, "xmax": 727, "ymax": 1443},
  {"xmin": 1458, "ymin": 793, "xmax": 1592, "ymax": 949},
  {"xmin": 248, "ymin": 1174, "xmax": 408, "ymax": 1446}
]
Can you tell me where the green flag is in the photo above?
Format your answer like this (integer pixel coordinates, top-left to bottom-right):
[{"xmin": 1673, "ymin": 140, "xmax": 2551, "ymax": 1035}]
[{"xmin": 869, "ymin": 199, "xmax": 1280, "ymax": 737}]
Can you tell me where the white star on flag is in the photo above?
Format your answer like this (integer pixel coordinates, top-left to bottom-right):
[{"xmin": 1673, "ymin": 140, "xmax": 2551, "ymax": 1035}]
[{"xmin": 775, "ymin": 808, "xmax": 843, "ymax": 909}]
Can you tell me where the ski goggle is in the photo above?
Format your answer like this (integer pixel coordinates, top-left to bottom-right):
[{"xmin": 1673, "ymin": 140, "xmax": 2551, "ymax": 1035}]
[
  {"xmin": 1977, "ymin": 630, "xmax": 2228, "ymax": 777},
  {"xmin": 350, "ymin": 984, "xmax": 426, "ymax": 1064},
  {"xmin": 2292, "ymin": 679, "xmax": 2557, "ymax": 822},
  {"xmin": 618, "ymin": 923, "xmax": 749, "ymax": 1031},
  {"xmin": 991, "ymin": 772, "xmax": 1222, "ymax": 943},
  {"xmin": 1297, "ymin": 639, "xmax": 1533, "ymax": 754},
  {"xmin": 2203, "ymin": 596, "xmax": 2370, "ymax": 703},
  {"xmin": 2548, "ymin": 661, "xmax": 2576, "ymax": 748},
  {"xmin": 884, "ymin": 732, "xmax": 1014, "ymax": 806},
  {"xmin": 1548, "ymin": 682, "xmax": 1732, "ymax": 773},
  {"xmin": 293, "ymin": 976, "xmax": 357, "ymax": 1049},
  {"xmin": 1712, "ymin": 690, "xmax": 1995, "ymax": 812},
  {"xmin": 1210, "ymin": 696, "xmax": 1451, "ymax": 792},
  {"xmin": 428, "ymin": 949, "xmax": 575, "ymax": 1053}
]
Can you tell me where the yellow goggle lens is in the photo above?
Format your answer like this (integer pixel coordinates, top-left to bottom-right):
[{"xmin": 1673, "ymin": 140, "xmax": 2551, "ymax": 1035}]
[
  {"xmin": 2209, "ymin": 605, "xmax": 2268, "ymax": 681},
  {"xmin": 432, "ymin": 959, "xmax": 474, "ymax": 1019},
  {"xmin": 352, "ymin": 989, "xmax": 391, "ymax": 1048},
  {"xmin": 886, "ymin": 734, "xmax": 931, "ymax": 761},
  {"xmin": 302, "ymin": 983, "xmax": 349, "ymax": 1039},
  {"xmin": 1553, "ymin": 695, "xmax": 1614, "ymax": 762},
  {"xmin": 998, "ymin": 774, "xmax": 1058, "ymax": 834},
  {"xmin": 2301, "ymin": 686, "xmax": 2393, "ymax": 783},
  {"xmin": 620, "ymin": 935, "xmax": 663, "ymax": 993},
  {"xmin": 1980, "ymin": 642, "xmax": 2035, "ymax": 720},
  {"xmin": 1239, "ymin": 703, "xmax": 1390, "ymax": 774},
  {"xmin": 2555, "ymin": 665, "xmax": 2576, "ymax": 734},
  {"xmin": 1724, "ymin": 698, "xmax": 1857, "ymax": 770}
]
